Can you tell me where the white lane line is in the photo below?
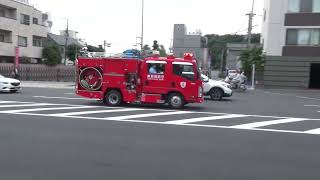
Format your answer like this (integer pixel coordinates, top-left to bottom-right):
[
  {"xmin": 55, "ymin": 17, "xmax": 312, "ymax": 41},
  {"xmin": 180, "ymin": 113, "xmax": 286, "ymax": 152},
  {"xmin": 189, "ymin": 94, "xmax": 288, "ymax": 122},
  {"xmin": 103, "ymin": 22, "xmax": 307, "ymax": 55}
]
[
  {"xmin": 166, "ymin": 114, "xmax": 250, "ymax": 125},
  {"xmin": 0, "ymin": 101, "xmax": 32, "ymax": 104},
  {"xmin": 0, "ymin": 103, "xmax": 53, "ymax": 108},
  {"xmin": 51, "ymin": 108, "xmax": 143, "ymax": 117},
  {"xmin": 304, "ymin": 128, "xmax": 320, "ymax": 135},
  {"xmin": 231, "ymin": 118, "xmax": 307, "ymax": 129},
  {"xmin": 64, "ymin": 93, "xmax": 75, "ymax": 95},
  {"xmin": 107, "ymin": 111, "xmax": 192, "ymax": 120},
  {"xmin": 5, "ymin": 112, "xmax": 310, "ymax": 135},
  {"xmin": 33, "ymin": 96, "xmax": 98, "ymax": 100},
  {"xmin": 304, "ymin": 105, "xmax": 320, "ymax": 107},
  {"xmin": 0, "ymin": 106, "xmax": 98, "ymax": 113}
]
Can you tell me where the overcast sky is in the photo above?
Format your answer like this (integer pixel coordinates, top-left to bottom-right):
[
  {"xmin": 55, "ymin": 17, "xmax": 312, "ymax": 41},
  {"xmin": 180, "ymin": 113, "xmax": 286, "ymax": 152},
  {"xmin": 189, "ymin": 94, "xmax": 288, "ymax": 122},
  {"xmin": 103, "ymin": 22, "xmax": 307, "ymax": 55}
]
[{"xmin": 30, "ymin": 0, "xmax": 264, "ymax": 53}]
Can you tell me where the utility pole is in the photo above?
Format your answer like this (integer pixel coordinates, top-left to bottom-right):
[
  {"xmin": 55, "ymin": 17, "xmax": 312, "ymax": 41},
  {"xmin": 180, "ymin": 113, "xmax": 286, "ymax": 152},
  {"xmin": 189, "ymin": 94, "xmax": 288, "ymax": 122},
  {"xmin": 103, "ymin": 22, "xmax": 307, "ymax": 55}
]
[
  {"xmin": 64, "ymin": 19, "xmax": 69, "ymax": 65},
  {"xmin": 141, "ymin": 0, "xmax": 144, "ymax": 51},
  {"xmin": 246, "ymin": 0, "xmax": 255, "ymax": 47}
]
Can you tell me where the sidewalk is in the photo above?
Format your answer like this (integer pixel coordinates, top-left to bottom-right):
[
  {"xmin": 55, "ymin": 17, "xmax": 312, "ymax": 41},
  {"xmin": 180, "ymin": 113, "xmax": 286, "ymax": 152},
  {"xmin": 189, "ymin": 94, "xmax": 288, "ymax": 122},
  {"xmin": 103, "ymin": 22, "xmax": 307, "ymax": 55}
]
[{"xmin": 21, "ymin": 81, "xmax": 75, "ymax": 89}]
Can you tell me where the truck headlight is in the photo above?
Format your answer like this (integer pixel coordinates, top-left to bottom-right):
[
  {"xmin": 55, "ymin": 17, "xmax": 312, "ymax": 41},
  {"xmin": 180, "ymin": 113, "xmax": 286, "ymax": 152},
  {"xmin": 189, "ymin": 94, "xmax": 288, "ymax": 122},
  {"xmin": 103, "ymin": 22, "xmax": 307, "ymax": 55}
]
[{"xmin": 198, "ymin": 87, "xmax": 203, "ymax": 98}]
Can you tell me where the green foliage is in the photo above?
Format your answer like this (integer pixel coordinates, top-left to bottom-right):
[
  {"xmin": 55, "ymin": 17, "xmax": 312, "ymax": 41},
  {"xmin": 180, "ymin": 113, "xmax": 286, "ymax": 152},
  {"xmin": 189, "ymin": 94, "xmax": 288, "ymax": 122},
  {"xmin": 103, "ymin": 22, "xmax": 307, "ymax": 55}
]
[
  {"xmin": 239, "ymin": 47, "xmax": 265, "ymax": 76},
  {"xmin": 143, "ymin": 44, "xmax": 151, "ymax": 50},
  {"xmin": 159, "ymin": 45, "xmax": 167, "ymax": 57},
  {"xmin": 67, "ymin": 44, "xmax": 81, "ymax": 61},
  {"xmin": 87, "ymin": 45, "xmax": 105, "ymax": 52},
  {"xmin": 43, "ymin": 45, "xmax": 61, "ymax": 66},
  {"xmin": 152, "ymin": 40, "xmax": 159, "ymax": 51},
  {"xmin": 205, "ymin": 33, "xmax": 261, "ymax": 70}
]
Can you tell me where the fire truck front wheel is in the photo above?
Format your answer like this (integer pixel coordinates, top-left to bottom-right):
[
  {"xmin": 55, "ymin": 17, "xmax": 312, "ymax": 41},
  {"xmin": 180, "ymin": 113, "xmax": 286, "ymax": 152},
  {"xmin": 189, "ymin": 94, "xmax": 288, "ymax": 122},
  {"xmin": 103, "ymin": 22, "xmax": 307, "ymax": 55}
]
[
  {"xmin": 168, "ymin": 93, "xmax": 185, "ymax": 109},
  {"xmin": 104, "ymin": 90, "xmax": 123, "ymax": 106}
]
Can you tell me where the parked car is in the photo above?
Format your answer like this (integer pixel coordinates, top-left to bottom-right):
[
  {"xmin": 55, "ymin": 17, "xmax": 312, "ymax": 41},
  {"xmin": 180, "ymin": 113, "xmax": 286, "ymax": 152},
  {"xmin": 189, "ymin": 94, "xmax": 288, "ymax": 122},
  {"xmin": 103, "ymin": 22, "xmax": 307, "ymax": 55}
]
[
  {"xmin": 202, "ymin": 74, "xmax": 232, "ymax": 100},
  {"xmin": 0, "ymin": 74, "xmax": 21, "ymax": 93}
]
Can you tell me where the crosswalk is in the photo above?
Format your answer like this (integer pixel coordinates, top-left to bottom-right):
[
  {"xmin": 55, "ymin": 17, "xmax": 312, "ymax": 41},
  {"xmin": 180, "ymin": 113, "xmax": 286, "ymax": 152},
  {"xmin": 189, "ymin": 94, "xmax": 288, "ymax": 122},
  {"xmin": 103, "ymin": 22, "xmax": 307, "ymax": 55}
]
[{"xmin": 0, "ymin": 100, "xmax": 320, "ymax": 135}]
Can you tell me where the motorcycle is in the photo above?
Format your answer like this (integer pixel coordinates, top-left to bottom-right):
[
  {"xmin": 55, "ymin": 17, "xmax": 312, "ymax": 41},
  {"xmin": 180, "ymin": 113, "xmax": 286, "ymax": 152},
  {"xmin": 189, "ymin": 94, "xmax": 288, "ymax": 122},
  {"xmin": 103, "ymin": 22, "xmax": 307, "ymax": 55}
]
[{"xmin": 224, "ymin": 76, "xmax": 247, "ymax": 92}]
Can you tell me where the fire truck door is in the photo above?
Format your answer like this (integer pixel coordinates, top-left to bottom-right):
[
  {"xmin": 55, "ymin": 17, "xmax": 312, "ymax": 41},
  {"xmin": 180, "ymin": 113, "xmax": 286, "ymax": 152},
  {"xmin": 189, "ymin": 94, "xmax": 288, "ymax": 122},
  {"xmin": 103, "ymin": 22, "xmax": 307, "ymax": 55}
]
[
  {"xmin": 143, "ymin": 61, "xmax": 168, "ymax": 94},
  {"xmin": 172, "ymin": 62, "xmax": 198, "ymax": 99}
]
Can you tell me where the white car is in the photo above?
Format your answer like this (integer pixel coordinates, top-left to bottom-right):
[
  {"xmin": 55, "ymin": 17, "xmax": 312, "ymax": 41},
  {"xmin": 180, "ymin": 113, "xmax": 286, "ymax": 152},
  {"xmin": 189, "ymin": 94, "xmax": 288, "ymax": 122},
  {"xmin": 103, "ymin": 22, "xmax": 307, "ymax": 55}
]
[
  {"xmin": 0, "ymin": 74, "xmax": 21, "ymax": 93},
  {"xmin": 202, "ymin": 74, "xmax": 232, "ymax": 100}
]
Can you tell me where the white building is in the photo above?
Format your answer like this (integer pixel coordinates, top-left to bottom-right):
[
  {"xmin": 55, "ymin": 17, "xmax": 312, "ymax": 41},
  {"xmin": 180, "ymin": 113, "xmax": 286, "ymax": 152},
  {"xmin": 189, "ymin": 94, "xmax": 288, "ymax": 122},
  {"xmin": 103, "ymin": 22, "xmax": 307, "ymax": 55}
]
[
  {"xmin": 262, "ymin": 0, "xmax": 320, "ymax": 89},
  {"xmin": 262, "ymin": 0, "xmax": 320, "ymax": 56},
  {"xmin": 0, "ymin": 0, "xmax": 52, "ymax": 63}
]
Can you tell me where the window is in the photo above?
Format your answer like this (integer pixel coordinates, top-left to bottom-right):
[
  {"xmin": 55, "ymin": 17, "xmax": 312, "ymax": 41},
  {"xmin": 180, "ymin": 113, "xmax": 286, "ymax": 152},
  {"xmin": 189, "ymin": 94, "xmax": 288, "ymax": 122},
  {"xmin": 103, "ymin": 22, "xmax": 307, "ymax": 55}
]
[
  {"xmin": 0, "ymin": 29, "xmax": 12, "ymax": 43},
  {"xmin": 313, "ymin": 0, "xmax": 320, "ymax": 12},
  {"xmin": 20, "ymin": 14, "xmax": 30, "ymax": 25},
  {"xmin": 33, "ymin": 17, "xmax": 38, "ymax": 24},
  {"xmin": 298, "ymin": 29, "xmax": 311, "ymax": 45},
  {"xmin": 300, "ymin": 0, "xmax": 313, "ymax": 12},
  {"xmin": 18, "ymin": 36, "xmax": 27, "ymax": 47},
  {"xmin": 33, "ymin": 36, "xmax": 44, "ymax": 47},
  {"xmin": 288, "ymin": 0, "xmax": 320, "ymax": 12},
  {"xmin": 0, "ymin": 8, "xmax": 5, "ymax": 17},
  {"xmin": 147, "ymin": 61, "xmax": 166, "ymax": 74},
  {"xmin": 287, "ymin": 29, "xmax": 298, "ymax": 45},
  {"xmin": 286, "ymin": 29, "xmax": 320, "ymax": 46},
  {"xmin": 288, "ymin": 0, "xmax": 300, "ymax": 12},
  {"xmin": 173, "ymin": 62, "xmax": 195, "ymax": 81}
]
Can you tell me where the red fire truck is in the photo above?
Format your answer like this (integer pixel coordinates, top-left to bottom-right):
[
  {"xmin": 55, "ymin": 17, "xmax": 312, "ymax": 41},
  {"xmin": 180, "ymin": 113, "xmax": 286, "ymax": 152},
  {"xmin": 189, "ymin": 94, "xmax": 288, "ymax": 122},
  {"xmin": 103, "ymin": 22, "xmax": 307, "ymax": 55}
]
[{"xmin": 76, "ymin": 53, "xmax": 203, "ymax": 108}]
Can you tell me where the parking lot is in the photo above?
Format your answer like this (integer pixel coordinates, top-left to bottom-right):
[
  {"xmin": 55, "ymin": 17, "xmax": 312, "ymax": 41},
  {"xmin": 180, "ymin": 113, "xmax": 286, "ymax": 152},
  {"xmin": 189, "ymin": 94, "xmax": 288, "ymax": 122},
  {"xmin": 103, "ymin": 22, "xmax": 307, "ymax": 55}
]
[{"xmin": 1, "ymin": 86, "xmax": 320, "ymax": 180}]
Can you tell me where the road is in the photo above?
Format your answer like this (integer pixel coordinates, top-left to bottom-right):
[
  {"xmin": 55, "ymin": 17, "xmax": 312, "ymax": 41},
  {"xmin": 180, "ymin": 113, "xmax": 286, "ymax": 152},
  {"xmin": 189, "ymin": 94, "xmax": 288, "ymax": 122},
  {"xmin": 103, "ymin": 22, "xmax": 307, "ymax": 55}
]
[{"xmin": 0, "ymin": 87, "xmax": 320, "ymax": 180}]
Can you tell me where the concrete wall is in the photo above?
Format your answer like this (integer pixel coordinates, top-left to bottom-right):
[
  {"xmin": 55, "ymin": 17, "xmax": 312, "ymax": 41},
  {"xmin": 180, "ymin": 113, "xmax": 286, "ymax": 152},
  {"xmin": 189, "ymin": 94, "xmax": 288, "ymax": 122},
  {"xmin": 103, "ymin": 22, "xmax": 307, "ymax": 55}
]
[{"xmin": 264, "ymin": 56, "xmax": 320, "ymax": 88}]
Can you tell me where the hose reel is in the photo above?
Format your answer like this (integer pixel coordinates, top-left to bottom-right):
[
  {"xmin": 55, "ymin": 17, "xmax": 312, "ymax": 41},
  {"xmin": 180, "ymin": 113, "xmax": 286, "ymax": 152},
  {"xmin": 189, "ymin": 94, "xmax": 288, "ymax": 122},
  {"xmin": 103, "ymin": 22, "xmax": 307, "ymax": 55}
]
[{"xmin": 79, "ymin": 67, "xmax": 103, "ymax": 91}]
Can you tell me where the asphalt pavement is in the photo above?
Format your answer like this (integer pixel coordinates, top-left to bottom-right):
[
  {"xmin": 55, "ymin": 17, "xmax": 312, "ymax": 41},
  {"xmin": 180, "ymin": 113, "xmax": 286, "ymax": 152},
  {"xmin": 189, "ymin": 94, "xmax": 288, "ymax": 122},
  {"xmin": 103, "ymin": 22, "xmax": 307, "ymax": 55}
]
[{"xmin": 0, "ymin": 87, "xmax": 320, "ymax": 180}]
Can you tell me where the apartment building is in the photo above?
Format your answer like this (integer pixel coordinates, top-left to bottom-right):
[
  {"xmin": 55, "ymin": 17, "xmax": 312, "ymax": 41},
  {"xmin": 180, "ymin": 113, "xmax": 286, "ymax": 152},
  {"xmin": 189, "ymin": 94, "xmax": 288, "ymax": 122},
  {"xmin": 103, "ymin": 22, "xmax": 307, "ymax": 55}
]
[
  {"xmin": 172, "ymin": 24, "xmax": 208, "ymax": 69},
  {"xmin": 262, "ymin": 0, "xmax": 320, "ymax": 89},
  {"xmin": 0, "ymin": 0, "xmax": 52, "ymax": 63}
]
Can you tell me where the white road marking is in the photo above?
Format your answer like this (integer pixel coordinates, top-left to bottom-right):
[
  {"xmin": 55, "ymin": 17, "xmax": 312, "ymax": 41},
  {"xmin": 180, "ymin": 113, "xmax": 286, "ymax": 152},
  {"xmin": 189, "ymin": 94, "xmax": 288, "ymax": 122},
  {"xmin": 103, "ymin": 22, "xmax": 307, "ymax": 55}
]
[
  {"xmin": 33, "ymin": 96, "xmax": 98, "ymax": 100},
  {"xmin": 3, "ymin": 112, "xmax": 312, "ymax": 135},
  {"xmin": 304, "ymin": 105, "xmax": 320, "ymax": 107},
  {"xmin": 231, "ymin": 118, "xmax": 307, "ymax": 129},
  {"xmin": 51, "ymin": 108, "xmax": 143, "ymax": 117},
  {"xmin": 304, "ymin": 128, "xmax": 320, "ymax": 135},
  {"xmin": 64, "ymin": 93, "xmax": 75, "ymax": 95},
  {"xmin": 0, "ymin": 106, "xmax": 98, "ymax": 113},
  {"xmin": 107, "ymin": 111, "xmax": 192, "ymax": 120},
  {"xmin": 166, "ymin": 114, "xmax": 250, "ymax": 125},
  {"xmin": 0, "ymin": 103, "xmax": 53, "ymax": 108},
  {"xmin": 0, "ymin": 101, "xmax": 32, "ymax": 104}
]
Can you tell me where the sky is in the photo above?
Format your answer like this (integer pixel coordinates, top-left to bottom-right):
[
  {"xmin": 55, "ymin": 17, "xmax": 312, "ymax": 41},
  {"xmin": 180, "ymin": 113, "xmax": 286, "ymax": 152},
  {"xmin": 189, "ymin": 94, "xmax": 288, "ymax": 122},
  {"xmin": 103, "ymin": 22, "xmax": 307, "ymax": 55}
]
[{"xmin": 30, "ymin": 0, "xmax": 264, "ymax": 53}]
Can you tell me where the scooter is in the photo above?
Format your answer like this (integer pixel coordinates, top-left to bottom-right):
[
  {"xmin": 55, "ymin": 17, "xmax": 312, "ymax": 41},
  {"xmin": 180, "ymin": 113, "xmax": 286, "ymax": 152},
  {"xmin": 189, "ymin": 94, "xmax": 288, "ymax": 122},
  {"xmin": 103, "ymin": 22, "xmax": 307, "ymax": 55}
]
[{"xmin": 225, "ymin": 77, "xmax": 247, "ymax": 91}]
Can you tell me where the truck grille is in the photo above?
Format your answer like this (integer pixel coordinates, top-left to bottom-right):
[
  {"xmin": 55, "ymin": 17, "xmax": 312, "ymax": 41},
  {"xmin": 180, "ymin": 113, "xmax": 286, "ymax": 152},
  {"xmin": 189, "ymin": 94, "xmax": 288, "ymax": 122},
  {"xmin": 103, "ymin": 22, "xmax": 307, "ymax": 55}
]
[{"xmin": 11, "ymin": 82, "xmax": 20, "ymax": 86}]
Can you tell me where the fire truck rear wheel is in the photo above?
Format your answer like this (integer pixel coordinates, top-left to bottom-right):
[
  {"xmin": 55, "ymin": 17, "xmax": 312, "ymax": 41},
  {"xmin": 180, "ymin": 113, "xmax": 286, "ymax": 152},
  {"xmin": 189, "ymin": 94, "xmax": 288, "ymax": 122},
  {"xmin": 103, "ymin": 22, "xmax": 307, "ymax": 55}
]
[
  {"xmin": 168, "ymin": 93, "xmax": 185, "ymax": 109},
  {"xmin": 105, "ymin": 90, "xmax": 123, "ymax": 106}
]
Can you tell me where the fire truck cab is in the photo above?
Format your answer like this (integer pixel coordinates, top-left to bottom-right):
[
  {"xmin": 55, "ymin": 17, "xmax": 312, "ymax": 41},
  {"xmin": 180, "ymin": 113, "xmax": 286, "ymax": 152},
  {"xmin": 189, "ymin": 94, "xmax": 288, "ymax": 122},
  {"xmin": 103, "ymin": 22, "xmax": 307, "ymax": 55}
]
[{"xmin": 76, "ymin": 53, "xmax": 203, "ymax": 108}]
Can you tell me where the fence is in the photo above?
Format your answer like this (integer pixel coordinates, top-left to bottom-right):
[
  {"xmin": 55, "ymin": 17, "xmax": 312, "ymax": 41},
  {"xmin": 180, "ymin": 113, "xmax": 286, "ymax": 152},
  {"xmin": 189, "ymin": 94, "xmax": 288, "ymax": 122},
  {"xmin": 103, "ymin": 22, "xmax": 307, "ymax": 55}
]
[{"xmin": 0, "ymin": 63, "xmax": 75, "ymax": 82}]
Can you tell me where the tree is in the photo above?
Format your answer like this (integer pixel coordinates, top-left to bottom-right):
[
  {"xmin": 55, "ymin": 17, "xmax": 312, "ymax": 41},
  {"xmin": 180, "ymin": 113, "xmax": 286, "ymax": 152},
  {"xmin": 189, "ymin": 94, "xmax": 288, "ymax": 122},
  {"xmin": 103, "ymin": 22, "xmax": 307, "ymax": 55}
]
[
  {"xmin": 87, "ymin": 45, "xmax": 104, "ymax": 52},
  {"xmin": 143, "ymin": 44, "xmax": 151, "ymax": 50},
  {"xmin": 67, "ymin": 44, "xmax": 81, "ymax": 61},
  {"xmin": 205, "ymin": 33, "xmax": 261, "ymax": 70},
  {"xmin": 159, "ymin": 45, "xmax": 167, "ymax": 57},
  {"xmin": 239, "ymin": 47, "xmax": 265, "ymax": 77},
  {"xmin": 152, "ymin": 40, "xmax": 159, "ymax": 51},
  {"xmin": 43, "ymin": 45, "xmax": 61, "ymax": 66}
]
